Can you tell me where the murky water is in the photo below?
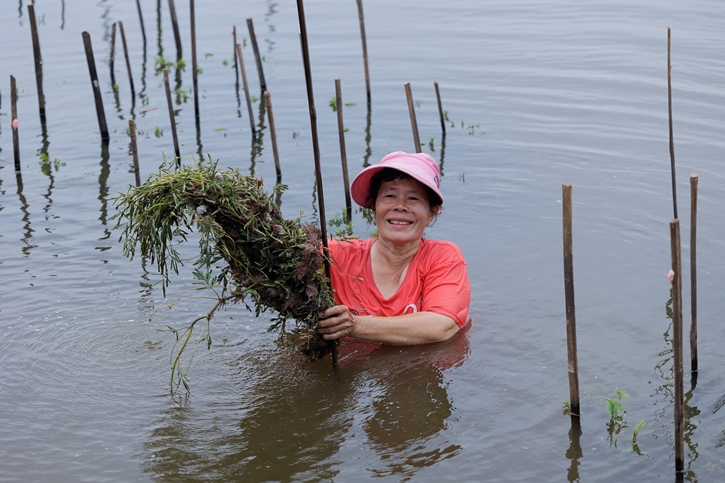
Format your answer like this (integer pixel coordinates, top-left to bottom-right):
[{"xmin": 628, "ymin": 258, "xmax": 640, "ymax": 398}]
[{"xmin": 2, "ymin": 0, "xmax": 725, "ymax": 481}]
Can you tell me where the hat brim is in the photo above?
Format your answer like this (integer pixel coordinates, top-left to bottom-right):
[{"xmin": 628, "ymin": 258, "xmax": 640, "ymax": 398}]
[{"xmin": 350, "ymin": 163, "xmax": 444, "ymax": 210}]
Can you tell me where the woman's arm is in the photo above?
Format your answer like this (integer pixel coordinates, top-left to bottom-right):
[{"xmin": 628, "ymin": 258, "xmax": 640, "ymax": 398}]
[{"xmin": 316, "ymin": 304, "xmax": 459, "ymax": 345}]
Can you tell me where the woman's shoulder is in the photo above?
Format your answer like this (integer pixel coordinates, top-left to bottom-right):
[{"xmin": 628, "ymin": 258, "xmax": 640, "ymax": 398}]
[
  {"xmin": 328, "ymin": 237, "xmax": 374, "ymax": 258},
  {"xmin": 420, "ymin": 238, "xmax": 465, "ymax": 259}
]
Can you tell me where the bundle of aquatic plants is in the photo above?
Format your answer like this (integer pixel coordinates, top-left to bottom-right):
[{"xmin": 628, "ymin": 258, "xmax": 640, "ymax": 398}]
[{"xmin": 112, "ymin": 159, "xmax": 334, "ymax": 391}]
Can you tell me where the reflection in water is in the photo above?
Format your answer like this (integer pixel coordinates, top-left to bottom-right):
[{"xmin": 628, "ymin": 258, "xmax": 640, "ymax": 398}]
[
  {"xmin": 652, "ymin": 291, "xmax": 700, "ymax": 480},
  {"xmin": 61, "ymin": 0, "xmax": 66, "ymax": 30},
  {"xmin": 143, "ymin": 329, "xmax": 469, "ymax": 481},
  {"xmin": 362, "ymin": 104, "xmax": 372, "ymax": 167},
  {"xmin": 565, "ymin": 418, "xmax": 582, "ymax": 483},
  {"xmin": 439, "ymin": 132, "xmax": 446, "ymax": 177},
  {"xmin": 156, "ymin": 0, "xmax": 163, "ymax": 60},
  {"xmin": 16, "ymin": 173, "xmax": 36, "ymax": 255},
  {"xmin": 97, "ymin": 143, "xmax": 112, "ymax": 252},
  {"xmin": 248, "ymin": 100, "xmax": 266, "ymax": 176}
]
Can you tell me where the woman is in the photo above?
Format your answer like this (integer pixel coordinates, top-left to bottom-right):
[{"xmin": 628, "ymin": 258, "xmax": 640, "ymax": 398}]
[{"xmin": 317, "ymin": 151, "xmax": 471, "ymax": 345}]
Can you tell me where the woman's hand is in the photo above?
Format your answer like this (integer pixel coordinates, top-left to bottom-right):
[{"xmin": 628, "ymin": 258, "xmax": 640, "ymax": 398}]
[{"xmin": 317, "ymin": 305, "xmax": 356, "ymax": 341}]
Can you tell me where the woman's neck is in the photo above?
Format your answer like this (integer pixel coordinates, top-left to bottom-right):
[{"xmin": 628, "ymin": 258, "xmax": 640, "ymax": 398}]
[{"xmin": 370, "ymin": 238, "xmax": 422, "ymax": 297}]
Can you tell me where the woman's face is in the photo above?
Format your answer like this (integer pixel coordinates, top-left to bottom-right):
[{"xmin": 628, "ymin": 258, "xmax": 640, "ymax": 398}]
[{"xmin": 374, "ymin": 177, "xmax": 438, "ymax": 246}]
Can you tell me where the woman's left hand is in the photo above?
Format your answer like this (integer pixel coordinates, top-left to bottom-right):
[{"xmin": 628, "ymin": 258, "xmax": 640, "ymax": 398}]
[{"xmin": 316, "ymin": 305, "xmax": 356, "ymax": 341}]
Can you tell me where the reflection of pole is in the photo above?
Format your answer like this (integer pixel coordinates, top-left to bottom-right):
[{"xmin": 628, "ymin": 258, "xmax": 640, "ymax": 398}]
[
  {"xmin": 130, "ymin": 119, "xmax": 141, "ymax": 186},
  {"xmin": 566, "ymin": 418, "xmax": 583, "ymax": 482},
  {"xmin": 356, "ymin": 0, "xmax": 370, "ymax": 105},
  {"xmin": 670, "ymin": 218, "xmax": 684, "ymax": 474},
  {"xmin": 335, "ymin": 79, "xmax": 352, "ymax": 222},
  {"xmin": 11, "ymin": 75, "xmax": 21, "ymax": 173},
  {"xmin": 167, "ymin": 0, "xmax": 183, "ymax": 59},
  {"xmin": 247, "ymin": 18, "xmax": 266, "ymax": 92},
  {"xmin": 236, "ymin": 43, "xmax": 257, "ymax": 137},
  {"xmin": 110, "ymin": 22, "xmax": 117, "ymax": 88},
  {"xmin": 190, "ymin": 0, "xmax": 200, "ymax": 128},
  {"xmin": 562, "ymin": 183, "xmax": 580, "ymax": 418},
  {"xmin": 135, "ymin": 0, "xmax": 147, "ymax": 46},
  {"xmin": 82, "ymin": 31, "xmax": 110, "ymax": 141},
  {"xmin": 263, "ymin": 91, "xmax": 281, "ymax": 184},
  {"xmin": 163, "ymin": 69, "xmax": 180, "ymax": 164},
  {"xmin": 119, "ymin": 21, "xmax": 136, "ymax": 97},
  {"xmin": 689, "ymin": 174, "xmax": 698, "ymax": 379},
  {"xmin": 28, "ymin": 4, "xmax": 46, "ymax": 121},
  {"xmin": 297, "ymin": 0, "xmax": 337, "ymax": 369},
  {"xmin": 404, "ymin": 83, "xmax": 421, "ymax": 153}
]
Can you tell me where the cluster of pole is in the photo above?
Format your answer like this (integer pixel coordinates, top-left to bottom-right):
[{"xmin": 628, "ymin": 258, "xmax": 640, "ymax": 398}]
[{"xmin": 561, "ymin": 27, "xmax": 699, "ymax": 478}]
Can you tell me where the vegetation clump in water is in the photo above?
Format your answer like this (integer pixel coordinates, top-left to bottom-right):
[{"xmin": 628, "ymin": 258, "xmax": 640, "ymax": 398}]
[{"xmin": 112, "ymin": 158, "xmax": 335, "ymax": 392}]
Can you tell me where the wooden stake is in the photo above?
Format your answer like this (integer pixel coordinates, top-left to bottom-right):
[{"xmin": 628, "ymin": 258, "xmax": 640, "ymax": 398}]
[
  {"xmin": 246, "ymin": 18, "xmax": 267, "ymax": 92},
  {"xmin": 562, "ymin": 183, "xmax": 580, "ymax": 418},
  {"xmin": 82, "ymin": 31, "xmax": 109, "ymax": 141},
  {"xmin": 335, "ymin": 79, "xmax": 352, "ymax": 222},
  {"xmin": 135, "ymin": 0, "xmax": 147, "ymax": 46},
  {"xmin": 263, "ymin": 91, "xmax": 281, "ymax": 184},
  {"xmin": 163, "ymin": 68, "xmax": 180, "ymax": 164},
  {"xmin": 129, "ymin": 119, "xmax": 141, "ymax": 186},
  {"xmin": 296, "ymin": 0, "xmax": 338, "ymax": 369},
  {"xmin": 28, "ymin": 4, "xmax": 46, "ymax": 121},
  {"xmin": 670, "ymin": 218, "xmax": 684, "ymax": 474},
  {"xmin": 11, "ymin": 75, "xmax": 20, "ymax": 173},
  {"xmin": 404, "ymin": 83, "xmax": 421, "ymax": 153},
  {"xmin": 190, "ymin": 0, "xmax": 200, "ymax": 127},
  {"xmin": 235, "ymin": 43, "xmax": 257, "ymax": 137},
  {"xmin": 356, "ymin": 0, "xmax": 371, "ymax": 105},
  {"xmin": 668, "ymin": 28, "xmax": 678, "ymax": 219},
  {"xmin": 118, "ymin": 21, "xmax": 136, "ymax": 97},
  {"xmin": 434, "ymin": 81, "xmax": 446, "ymax": 134},
  {"xmin": 168, "ymin": 0, "xmax": 183, "ymax": 59},
  {"xmin": 689, "ymin": 174, "xmax": 698, "ymax": 376}
]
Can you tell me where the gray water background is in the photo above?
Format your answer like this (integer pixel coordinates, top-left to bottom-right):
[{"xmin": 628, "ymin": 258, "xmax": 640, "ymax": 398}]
[{"xmin": 1, "ymin": 0, "xmax": 725, "ymax": 481}]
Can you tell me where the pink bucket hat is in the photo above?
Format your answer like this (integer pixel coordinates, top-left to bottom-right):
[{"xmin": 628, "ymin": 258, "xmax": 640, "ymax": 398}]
[{"xmin": 350, "ymin": 151, "xmax": 443, "ymax": 210}]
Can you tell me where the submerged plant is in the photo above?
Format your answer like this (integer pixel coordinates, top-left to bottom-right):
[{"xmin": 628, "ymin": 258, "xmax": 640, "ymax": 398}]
[{"xmin": 112, "ymin": 158, "xmax": 335, "ymax": 393}]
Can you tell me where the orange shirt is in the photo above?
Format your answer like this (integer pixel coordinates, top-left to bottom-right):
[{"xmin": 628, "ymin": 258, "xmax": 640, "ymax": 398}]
[{"xmin": 327, "ymin": 238, "xmax": 470, "ymax": 327}]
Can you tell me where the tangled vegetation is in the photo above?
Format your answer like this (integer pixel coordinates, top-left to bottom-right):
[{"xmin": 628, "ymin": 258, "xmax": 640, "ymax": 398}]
[{"xmin": 112, "ymin": 158, "xmax": 335, "ymax": 392}]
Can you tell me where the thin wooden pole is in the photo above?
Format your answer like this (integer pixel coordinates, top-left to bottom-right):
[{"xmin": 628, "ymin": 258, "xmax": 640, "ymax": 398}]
[
  {"xmin": 82, "ymin": 31, "xmax": 109, "ymax": 141},
  {"xmin": 235, "ymin": 43, "xmax": 257, "ymax": 137},
  {"xmin": 135, "ymin": 0, "xmax": 147, "ymax": 46},
  {"xmin": 109, "ymin": 22, "xmax": 117, "ymax": 87},
  {"xmin": 689, "ymin": 174, "xmax": 698, "ymax": 377},
  {"xmin": 297, "ymin": 0, "xmax": 338, "ymax": 369},
  {"xmin": 190, "ymin": 0, "xmax": 200, "ymax": 127},
  {"xmin": 168, "ymin": 0, "xmax": 182, "ymax": 59},
  {"xmin": 668, "ymin": 27, "xmax": 678, "ymax": 219},
  {"xmin": 129, "ymin": 119, "xmax": 141, "ymax": 186},
  {"xmin": 335, "ymin": 79, "xmax": 352, "ymax": 222},
  {"xmin": 670, "ymin": 218, "xmax": 684, "ymax": 474},
  {"xmin": 356, "ymin": 0, "xmax": 371, "ymax": 105},
  {"xmin": 404, "ymin": 83, "xmax": 421, "ymax": 153},
  {"xmin": 263, "ymin": 91, "xmax": 281, "ymax": 184},
  {"xmin": 11, "ymin": 75, "xmax": 21, "ymax": 173},
  {"xmin": 246, "ymin": 18, "xmax": 267, "ymax": 93},
  {"xmin": 562, "ymin": 183, "xmax": 580, "ymax": 418},
  {"xmin": 28, "ymin": 4, "xmax": 46, "ymax": 121},
  {"xmin": 118, "ymin": 21, "xmax": 136, "ymax": 97},
  {"xmin": 163, "ymin": 68, "xmax": 180, "ymax": 164},
  {"xmin": 434, "ymin": 81, "xmax": 446, "ymax": 134}
]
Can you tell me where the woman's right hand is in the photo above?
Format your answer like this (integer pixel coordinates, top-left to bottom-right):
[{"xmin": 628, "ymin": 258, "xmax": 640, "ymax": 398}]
[{"xmin": 316, "ymin": 305, "xmax": 356, "ymax": 341}]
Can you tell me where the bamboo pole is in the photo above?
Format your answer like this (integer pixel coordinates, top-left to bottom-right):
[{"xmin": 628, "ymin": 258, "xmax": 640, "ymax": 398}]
[
  {"xmin": 82, "ymin": 32, "xmax": 109, "ymax": 141},
  {"xmin": 190, "ymin": 0, "xmax": 200, "ymax": 127},
  {"xmin": 168, "ymin": 0, "xmax": 182, "ymax": 59},
  {"xmin": 356, "ymin": 0, "xmax": 371, "ymax": 105},
  {"xmin": 263, "ymin": 91, "xmax": 281, "ymax": 184},
  {"xmin": 668, "ymin": 27, "xmax": 678, "ymax": 219},
  {"xmin": 404, "ymin": 83, "xmax": 421, "ymax": 153},
  {"xmin": 135, "ymin": 0, "xmax": 147, "ymax": 46},
  {"xmin": 434, "ymin": 81, "xmax": 446, "ymax": 134},
  {"xmin": 118, "ymin": 21, "xmax": 136, "ymax": 97},
  {"xmin": 246, "ymin": 18, "xmax": 267, "ymax": 93},
  {"xmin": 11, "ymin": 75, "xmax": 20, "ymax": 173},
  {"xmin": 335, "ymin": 79, "xmax": 352, "ymax": 222},
  {"xmin": 689, "ymin": 174, "xmax": 698, "ymax": 377},
  {"xmin": 670, "ymin": 219, "xmax": 684, "ymax": 474},
  {"xmin": 163, "ymin": 68, "xmax": 180, "ymax": 164},
  {"xmin": 296, "ymin": 0, "xmax": 338, "ymax": 369},
  {"xmin": 129, "ymin": 119, "xmax": 141, "ymax": 186},
  {"xmin": 28, "ymin": 4, "xmax": 46, "ymax": 121},
  {"xmin": 235, "ymin": 43, "xmax": 257, "ymax": 137},
  {"xmin": 562, "ymin": 183, "xmax": 580, "ymax": 418}
]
